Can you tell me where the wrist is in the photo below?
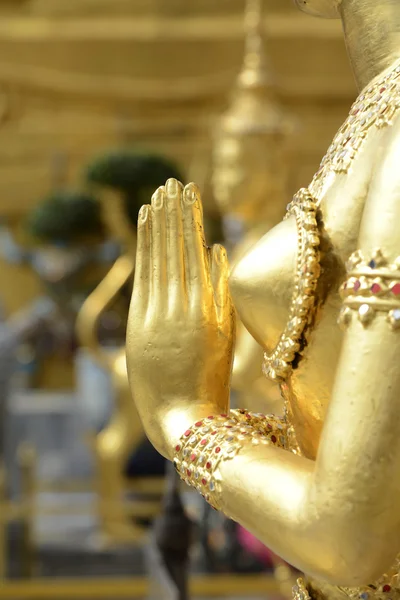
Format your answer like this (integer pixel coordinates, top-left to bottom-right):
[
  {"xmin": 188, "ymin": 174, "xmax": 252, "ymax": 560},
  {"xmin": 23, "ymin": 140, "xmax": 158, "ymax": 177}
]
[
  {"xmin": 162, "ymin": 400, "xmax": 228, "ymax": 461},
  {"xmin": 172, "ymin": 410, "xmax": 285, "ymax": 511}
]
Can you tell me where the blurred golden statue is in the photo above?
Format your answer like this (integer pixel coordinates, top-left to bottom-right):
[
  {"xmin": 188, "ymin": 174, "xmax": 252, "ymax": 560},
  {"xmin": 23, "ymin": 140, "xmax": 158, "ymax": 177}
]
[
  {"xmin": 76, "ymin": 151, "xmax": 182, "ymax": 540},
  {"xmin": 127, "ymin": 0, "xmax": 400, "ymax": 596},
  {"xmin": 212, "ymin": 0, "xmax": 293, "ymax": 415}
]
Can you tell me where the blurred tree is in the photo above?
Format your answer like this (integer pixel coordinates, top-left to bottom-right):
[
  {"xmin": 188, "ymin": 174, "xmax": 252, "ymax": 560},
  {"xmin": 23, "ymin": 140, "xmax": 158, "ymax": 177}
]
[
  {"xmin": 85, "ymin": 150, "xmax": 183, "ymax": 227},
  {"xmin": 26, "ymin": 190, "xmax": 104, "ymax": 245},
  {"xmin": 85, "ymin": 149, "xmax": 224, "ymax": 245}
]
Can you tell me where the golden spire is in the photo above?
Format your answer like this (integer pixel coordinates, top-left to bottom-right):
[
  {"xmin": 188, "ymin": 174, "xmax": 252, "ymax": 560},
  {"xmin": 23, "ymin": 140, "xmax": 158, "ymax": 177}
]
[
  {"xmin": 212, "ymin": 0, "xmax": 293, "ymax": 227},
  {"xmin": 219, "ymin": 0, "xmax": 288, "ymax": 136},
  {"xmin": 239, "ymin": 0, "xmax": 271, "ymax": 89}
]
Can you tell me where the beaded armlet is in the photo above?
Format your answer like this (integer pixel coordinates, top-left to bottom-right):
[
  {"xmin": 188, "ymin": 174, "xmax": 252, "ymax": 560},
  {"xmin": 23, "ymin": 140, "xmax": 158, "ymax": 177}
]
[
  {"xmin": 173, "ymin": 410, "xmax": 287, "ymax": 510},
  {"xmin": 339, "ymin": 249, "xmax": 400, "ymax": 329}
]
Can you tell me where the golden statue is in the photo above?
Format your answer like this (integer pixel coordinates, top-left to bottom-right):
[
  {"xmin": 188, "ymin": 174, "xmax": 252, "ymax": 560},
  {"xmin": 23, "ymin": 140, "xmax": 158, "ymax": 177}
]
[
  {"xmin": 127, "ymin": 0, "xmax": 400, "ymax": 595},
  {"xmin": 212, "ymin": 0, "xmax": 293, "ymax": 414},
  {"xmin": 76, "ymin": 152, "xmax": 182, "ymax": 540},
  {"xmin": 76, "ymin": 186, "xmax": 143, "ymax": 541}
]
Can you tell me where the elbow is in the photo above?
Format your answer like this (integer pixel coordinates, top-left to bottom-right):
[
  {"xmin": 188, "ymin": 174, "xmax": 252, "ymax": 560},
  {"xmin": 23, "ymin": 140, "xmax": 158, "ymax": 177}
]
[
  {"xmin": 306, "ymin": 522, "xmax": 398, "ymax": 587},
  {"xmin": 319, "ymin": 557, "xmax": 391, "ymax": 588}
]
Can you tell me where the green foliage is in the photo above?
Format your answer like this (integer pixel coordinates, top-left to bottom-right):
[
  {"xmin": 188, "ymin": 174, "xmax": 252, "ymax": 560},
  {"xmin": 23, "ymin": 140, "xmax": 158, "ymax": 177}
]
[
  {"xmin": 27, "ymin": 190, "xmax": 104, "ymax": 244},
  {"xmin": 85, "ymin": 150, "xmax": 184, "ymax": 225}
]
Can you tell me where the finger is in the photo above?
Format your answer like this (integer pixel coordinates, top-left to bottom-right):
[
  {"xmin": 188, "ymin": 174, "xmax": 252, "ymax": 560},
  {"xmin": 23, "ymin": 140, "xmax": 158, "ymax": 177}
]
[
  {"xmin": 131, "ymin": 204, "xmax": 151, "ymax": 313},
  {"xmin": 150, "ymin": 186, "xmax": 167, "ymax": 307},
  {"xmin": 182, "ymin": 182, "xmax": 211, "ymax": 301},
  {"xmin": 211, "ymin": 243, "xmax": 231, "ymax": 320},
  {"xmin": 165, "ymin": 178, "xmax": 186, "ymax": 309}
]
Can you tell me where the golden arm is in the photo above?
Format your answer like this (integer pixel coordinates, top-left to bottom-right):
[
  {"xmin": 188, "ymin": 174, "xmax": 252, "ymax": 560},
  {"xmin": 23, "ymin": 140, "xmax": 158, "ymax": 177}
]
[
  {"xmin": 76, "ymin": 254, "xmax": 134, "ymax": 369},
  {"xmin": 127, "ymin": 164, "xmax": 400, "ymax": 586}
]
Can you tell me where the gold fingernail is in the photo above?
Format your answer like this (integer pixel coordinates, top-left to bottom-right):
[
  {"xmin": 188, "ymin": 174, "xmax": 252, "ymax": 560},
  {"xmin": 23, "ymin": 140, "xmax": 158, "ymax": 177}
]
[
  {"xmin": 152, "ymin": 188, "xmax": 164, "ymax": 210},
  {"xmin": 166, "ymin": 178, "xmax": 179, "ymax": 195},
  {"xmin": 139, "ymin": 205, "xmax": 148, "ymax": 222},
  {"xmin": 184, "ymin": 184, "xmax": 198, "ymax": 205}
]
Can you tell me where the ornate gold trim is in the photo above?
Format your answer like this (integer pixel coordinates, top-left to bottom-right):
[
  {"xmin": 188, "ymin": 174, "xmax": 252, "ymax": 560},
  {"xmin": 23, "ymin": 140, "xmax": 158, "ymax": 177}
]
[
  {"xmin": 173, "ymin": 411, "xmax": 287, "ymax": 510},
  {"xmin": 263, "ymin": 188, "xmax": 321, "ymax": 381},
  {"xmin": 339, "ymin": 250, "xmax": 400, "ymax": 329},
  {"xmin": 310, "ymin": 60, "xmax": 400, "ymax": 199},
  {"xmin": 293, "ymin": 578, "xmax": 312, "ymax": 600}
]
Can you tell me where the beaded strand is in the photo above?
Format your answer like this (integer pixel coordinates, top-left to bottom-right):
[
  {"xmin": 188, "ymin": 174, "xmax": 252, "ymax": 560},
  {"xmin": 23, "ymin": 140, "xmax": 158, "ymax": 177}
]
[{"xmin": 173, "ymin": 410, "xmax": 287, "ymax": 510}]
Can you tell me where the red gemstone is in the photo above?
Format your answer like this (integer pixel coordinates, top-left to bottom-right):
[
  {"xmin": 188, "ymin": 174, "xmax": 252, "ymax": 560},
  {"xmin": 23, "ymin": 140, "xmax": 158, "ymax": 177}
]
[
  {"xmin": 246, "ymin": 414, "xmax": 251, "ymax": 419},
  {"xmin": 211, "ymin": 431, "xmax": 217, "ymax": 435},
  {"xmin": 220, "ymin": 414, "xmax": 228, "ymax": 418},
  {"xmin": 353, "ymin": 280, "xmax": 361, "ymax": 292},
  {"xmin": 271, "ymin": 435, "xmax": 277, "ymax": 443},
  {"xmin": 195, "ymin": 421, "xmax": 203, "ymax": 427},
  {"xmin": 187, "ymin": 469, "xmax": 191, "ymax": 477},
  {"xmin": 392, "ymin": 283, "xmax": 400, "ymax": 295},
  {"xmin": 175, "ymin": 444, "xmax": 181, "ymax": 452},
  {"xmin": 383, "ymin": 586, "xmax": 391, "ymax": 593},
  {"xmin": 190, "ymin": 453, "xmax": 196, "ymax": 462},
  {"xmin": 371, "ymin": 283, "xmax": 381, "ymax": 294},
  {"xmin": 201, "ymin": 478, "xmax": 207, "ymax": 486},
  {"xmin": 215, "ymin": 447, "xmax": 221, "ymax": 454},
  {"xmin": 200, "ymin": 439, "xmax": 208, "ymax": 446},
  {"xmin": 206, "ymin": 461, "xmax": 212, "ymax": 469},
  {"xmin": 226, "ymin": 426, "xmax": 232, "ymax": 429},
  {"xmin": 184, "ymin": 430, "xmax": 191, "ymax": 437},
  {"xmin": 267, "ymin": 423, "xmax": 272, "ymax": 430},
  {"xmin": 207, "ymin": 416, "xmax": 214, "ymax": 420},
  {"xmin": 380, "ymin": 87, "xmax": 386, "ymax": 93}
]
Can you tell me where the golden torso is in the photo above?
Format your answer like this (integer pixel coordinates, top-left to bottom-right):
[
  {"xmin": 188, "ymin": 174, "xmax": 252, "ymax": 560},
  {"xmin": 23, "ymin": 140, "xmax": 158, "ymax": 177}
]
[
  {"xmin": 231, "ymin": 62, "xmax": 400, "ymax": 460},
  {"xmin": 229, "ymin": 59, "xmax": 400, "ymax": 595}
]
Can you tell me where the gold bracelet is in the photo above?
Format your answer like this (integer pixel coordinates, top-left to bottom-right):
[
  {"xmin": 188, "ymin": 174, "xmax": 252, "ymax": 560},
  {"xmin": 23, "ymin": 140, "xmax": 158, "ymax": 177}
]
[
  {"xmin": 339, "ymin": 249, "xmax": 400, "ymax": 329},
  {"xmin": 173, "ymin": 410, "xmax": 287, "ymax": 510},
  {"xmin": 263, "ymin": 188, "xmax": 321, "ymax": 382}
]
